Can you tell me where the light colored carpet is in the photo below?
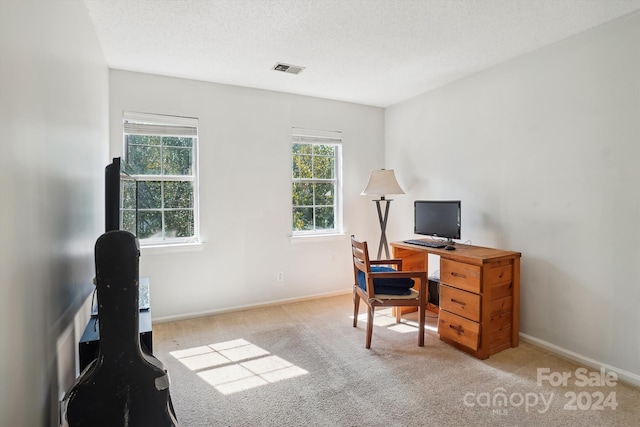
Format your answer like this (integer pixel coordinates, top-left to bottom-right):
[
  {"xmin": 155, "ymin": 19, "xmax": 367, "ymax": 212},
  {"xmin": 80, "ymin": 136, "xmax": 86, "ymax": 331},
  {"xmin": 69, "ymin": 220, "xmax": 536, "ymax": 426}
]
[{"xmin": 152, "ymin": 294, "xmax": 639, "ymax": 426}]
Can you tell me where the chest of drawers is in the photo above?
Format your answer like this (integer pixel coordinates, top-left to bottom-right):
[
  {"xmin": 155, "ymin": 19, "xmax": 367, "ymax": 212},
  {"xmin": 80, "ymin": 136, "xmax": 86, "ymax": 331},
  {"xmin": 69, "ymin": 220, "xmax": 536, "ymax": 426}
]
[{"xmin": 438, "ymin": 257, "xmax": 517, "ymax": 358}]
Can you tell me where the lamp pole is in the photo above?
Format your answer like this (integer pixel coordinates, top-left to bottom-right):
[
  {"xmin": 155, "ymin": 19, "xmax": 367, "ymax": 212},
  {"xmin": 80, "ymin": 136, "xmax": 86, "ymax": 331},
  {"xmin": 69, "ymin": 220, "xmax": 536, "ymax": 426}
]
[
  {"xmin": 373, "ymin": 197, "xmax": 392, "ymax": 259},
  {"xmin": 361, "ymin": 169, "xmax": 404, "ymax": 260}
]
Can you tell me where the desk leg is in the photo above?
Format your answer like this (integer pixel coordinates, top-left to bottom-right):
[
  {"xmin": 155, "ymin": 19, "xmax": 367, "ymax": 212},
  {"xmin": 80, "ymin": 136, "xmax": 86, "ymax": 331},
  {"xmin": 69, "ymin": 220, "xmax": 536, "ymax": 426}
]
[{"xmin": 391, "ymin": 245, "xmax": 430, "ymax": 316}]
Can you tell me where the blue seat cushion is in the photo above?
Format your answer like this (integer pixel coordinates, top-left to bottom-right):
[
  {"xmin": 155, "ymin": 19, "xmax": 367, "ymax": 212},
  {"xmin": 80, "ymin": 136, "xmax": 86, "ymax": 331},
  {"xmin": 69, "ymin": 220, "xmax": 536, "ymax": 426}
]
[{"xmin": 357, "ymin": 266, "xmax": 414, "ymax": 296}]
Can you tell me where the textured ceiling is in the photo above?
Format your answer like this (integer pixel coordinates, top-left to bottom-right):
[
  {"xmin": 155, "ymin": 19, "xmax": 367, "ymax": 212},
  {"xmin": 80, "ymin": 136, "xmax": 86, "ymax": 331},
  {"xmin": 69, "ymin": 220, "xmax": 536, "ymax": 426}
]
[{"xmin": 84, "ymin": 0, "xmax": 640, "ymax": 107}]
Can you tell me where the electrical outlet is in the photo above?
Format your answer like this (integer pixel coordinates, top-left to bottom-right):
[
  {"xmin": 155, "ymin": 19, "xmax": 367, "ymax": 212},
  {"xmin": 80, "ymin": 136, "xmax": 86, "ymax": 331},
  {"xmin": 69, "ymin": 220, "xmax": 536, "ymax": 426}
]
[{"xmin": 276, "ymin": 272, "xmax": 284, "ymax": 282}]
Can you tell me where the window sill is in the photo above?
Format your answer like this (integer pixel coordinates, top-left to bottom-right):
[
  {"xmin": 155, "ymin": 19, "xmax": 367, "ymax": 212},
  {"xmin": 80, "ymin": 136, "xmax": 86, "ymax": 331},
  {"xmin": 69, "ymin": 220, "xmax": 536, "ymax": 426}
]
[
  {"xmin": 290, "ymin": 232, "xmax": 346, "ymax": 244},
  {"xmin": 140, "ymin": 242, "xmax": 204, "ymax": 256}
]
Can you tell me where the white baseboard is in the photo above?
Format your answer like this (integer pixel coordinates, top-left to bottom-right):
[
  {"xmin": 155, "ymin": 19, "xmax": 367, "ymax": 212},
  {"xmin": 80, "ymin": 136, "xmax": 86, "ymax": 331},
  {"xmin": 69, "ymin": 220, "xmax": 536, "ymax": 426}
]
[
  {"xmin": 520, "ymin": 333, "xmax": 640, "ymax": 388},
  {"xmin": 152, "ymin": 289, "xmax": 352, "ymax": 324}
]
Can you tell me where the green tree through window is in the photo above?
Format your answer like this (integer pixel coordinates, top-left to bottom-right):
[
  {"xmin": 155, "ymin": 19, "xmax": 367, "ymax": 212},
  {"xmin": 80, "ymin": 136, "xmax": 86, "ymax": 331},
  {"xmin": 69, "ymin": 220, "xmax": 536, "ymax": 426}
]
[
  {"xmin": 123, "ymin": 113, "xmax": 199, "ymax": 245},
  {"xmin": 292, "ymin": 130, "xmax": 342, "ymax": 235}
]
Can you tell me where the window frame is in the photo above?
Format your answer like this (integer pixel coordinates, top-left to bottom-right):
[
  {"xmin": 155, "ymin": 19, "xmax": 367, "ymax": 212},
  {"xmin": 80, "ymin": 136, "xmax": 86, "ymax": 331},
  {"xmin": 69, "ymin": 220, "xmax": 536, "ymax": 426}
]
[
  {"xmin": 291, "ymin": 128, "xmax": 343, "ymax": 237},
  {"xmin": 122, "ymin": 111, "xmax": 200, "ymax": 246}
]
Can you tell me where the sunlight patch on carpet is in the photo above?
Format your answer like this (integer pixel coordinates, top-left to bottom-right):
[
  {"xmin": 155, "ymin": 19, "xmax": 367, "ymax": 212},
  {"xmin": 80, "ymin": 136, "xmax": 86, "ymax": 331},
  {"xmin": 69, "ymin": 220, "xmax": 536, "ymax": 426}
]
[{"xmin": 170, "ymin": 339, "xmax": 308, "ymax": 395}]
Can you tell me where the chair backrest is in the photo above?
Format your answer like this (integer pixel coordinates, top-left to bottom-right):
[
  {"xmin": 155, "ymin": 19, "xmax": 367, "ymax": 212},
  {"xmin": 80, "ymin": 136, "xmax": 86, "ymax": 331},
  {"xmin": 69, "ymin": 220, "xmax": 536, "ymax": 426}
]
[{"xmin": 351, "ymin": 235, "xmax": 371, "ymax": 284}]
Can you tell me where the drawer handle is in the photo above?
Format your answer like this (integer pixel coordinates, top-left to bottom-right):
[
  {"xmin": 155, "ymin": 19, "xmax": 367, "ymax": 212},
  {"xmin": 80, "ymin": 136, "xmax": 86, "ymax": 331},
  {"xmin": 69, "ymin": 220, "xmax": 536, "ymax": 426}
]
[
  {"xmin": 451, "ymin": 272, "xmax": 467, "ymax": 279},
  {"xmin": 449, "ymin": 324, "xmax": 464, "ymax": 334},
  {"xmin": 451, "ymin": 298, "xmax": 466, "ymax": 307}
]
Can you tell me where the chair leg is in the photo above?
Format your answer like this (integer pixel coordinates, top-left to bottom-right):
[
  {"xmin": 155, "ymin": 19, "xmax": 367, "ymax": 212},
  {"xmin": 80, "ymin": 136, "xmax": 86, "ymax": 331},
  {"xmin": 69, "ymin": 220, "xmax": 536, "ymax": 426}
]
[
  {"xmin": 395, "ymin": 307, "xmax": 402, "ymax": 323},
  {"xmin": 418, "ymin": 302, "xmax": 425, "ymax": 347},
  {"xmin": 353, "ymin": 290, "xmax": 360, "ymax": 327},
  {"xmin": 366, "ymin": 305, "xmax": 374, "ymax": 349}
]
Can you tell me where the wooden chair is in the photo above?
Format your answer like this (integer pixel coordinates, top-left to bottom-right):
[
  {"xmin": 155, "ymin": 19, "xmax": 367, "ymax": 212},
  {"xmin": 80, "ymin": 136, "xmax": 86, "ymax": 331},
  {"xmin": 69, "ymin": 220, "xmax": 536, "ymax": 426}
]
[{"xmin": 351, "ymin": 235, "xmax": 427, "ymax": 348}]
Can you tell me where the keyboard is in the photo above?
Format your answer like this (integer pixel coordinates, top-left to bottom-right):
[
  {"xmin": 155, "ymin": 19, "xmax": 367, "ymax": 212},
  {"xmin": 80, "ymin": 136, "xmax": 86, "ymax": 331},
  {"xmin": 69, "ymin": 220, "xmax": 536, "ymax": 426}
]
[{"xmin": 403, "ymin": 239, "xmax": 447, "ymax": 249}]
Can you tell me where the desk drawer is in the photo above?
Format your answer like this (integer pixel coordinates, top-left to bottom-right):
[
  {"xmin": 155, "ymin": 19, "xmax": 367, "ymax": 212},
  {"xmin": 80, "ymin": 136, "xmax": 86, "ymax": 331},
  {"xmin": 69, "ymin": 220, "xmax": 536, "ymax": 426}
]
[
  {"xmin": 439, "ymin": 285, "xmax": 480, "ymax": 322},
  {"xmin": 438, "ymin": 310, "xmax": 480, "ymax": 351},
  {"xmin": 441, "ymin": 259, "xmax": 481, "ymax": 293},
  {"xmin": 484, "ymin": 260, "xmax": 513, "ymax": 285}
]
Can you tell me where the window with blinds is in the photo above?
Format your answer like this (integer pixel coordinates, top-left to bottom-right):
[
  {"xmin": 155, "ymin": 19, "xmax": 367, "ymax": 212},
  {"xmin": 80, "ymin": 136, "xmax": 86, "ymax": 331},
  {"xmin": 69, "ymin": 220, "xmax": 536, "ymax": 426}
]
[
  {"xmin": 123, "ymin": 112, "xmax": 199, "ymax": 245},
  {"xmin": 291, "ymin": 128, "xmax": 342, "ymax": 235}
]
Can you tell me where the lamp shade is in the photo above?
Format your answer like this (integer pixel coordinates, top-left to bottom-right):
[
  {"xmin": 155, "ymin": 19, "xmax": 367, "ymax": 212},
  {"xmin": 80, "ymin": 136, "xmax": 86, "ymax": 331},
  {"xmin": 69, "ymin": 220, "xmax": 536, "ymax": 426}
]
[{"xmin": 361, "ymin": 169, "xmax": 405, "ymax": 197}]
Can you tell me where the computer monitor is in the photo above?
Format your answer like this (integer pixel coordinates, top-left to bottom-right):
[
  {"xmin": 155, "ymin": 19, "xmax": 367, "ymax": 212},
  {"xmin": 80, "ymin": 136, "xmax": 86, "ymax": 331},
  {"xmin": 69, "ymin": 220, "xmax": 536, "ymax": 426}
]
[{"xmin": 414, "ymin": 200, "xmax": 461, "ymax": 243}]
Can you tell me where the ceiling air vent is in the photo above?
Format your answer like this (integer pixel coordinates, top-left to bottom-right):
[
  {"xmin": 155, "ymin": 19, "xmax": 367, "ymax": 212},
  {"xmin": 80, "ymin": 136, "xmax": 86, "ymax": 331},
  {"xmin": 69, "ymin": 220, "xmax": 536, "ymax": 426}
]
[{"xmin": 272, "ymin": 62, "xmax": 305, "ymax": 75}]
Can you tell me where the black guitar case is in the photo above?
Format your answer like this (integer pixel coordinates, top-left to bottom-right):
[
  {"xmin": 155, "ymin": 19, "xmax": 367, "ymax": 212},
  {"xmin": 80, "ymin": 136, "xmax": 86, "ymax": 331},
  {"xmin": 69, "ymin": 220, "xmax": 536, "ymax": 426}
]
[{"xmin": 63, "ymin": 231, "xmax": 178, "ymax": 426}]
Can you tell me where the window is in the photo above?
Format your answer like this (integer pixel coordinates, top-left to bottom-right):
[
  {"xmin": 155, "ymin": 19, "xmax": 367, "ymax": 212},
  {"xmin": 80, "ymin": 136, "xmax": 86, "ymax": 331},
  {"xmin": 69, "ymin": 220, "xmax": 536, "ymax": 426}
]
[
  {"xmin": 123, "ymin": 112, "xmax": 199, "ymax": 245},
  {"xmin": 291, "ymin": 128, "xmax": 342, "ymax": 235}
]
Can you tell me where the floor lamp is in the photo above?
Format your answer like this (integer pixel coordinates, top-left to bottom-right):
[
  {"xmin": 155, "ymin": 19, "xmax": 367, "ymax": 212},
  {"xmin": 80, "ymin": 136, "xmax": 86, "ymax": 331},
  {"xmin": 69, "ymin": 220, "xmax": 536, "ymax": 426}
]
[{"xmin": 361, "ymin": 169, "xmax": 405, "ymax": 259}]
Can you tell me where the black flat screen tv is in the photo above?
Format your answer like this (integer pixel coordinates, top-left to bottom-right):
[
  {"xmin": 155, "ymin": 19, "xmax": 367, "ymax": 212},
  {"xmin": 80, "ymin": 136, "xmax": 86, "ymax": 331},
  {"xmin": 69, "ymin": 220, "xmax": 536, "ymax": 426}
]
[
  {"xmin": 105, "ymin": 157, "xmax": 138, "ymax": 235},
  {"xmin": 414, "ymin": 200, "xmax": 461, "ymax": 243}
]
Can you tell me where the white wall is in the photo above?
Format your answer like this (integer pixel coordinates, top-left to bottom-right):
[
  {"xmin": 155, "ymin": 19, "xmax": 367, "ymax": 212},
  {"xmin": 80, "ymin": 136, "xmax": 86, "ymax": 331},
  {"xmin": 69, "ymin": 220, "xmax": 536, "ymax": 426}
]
[
  {"xmin": 385, "ymin": 12, "xmax": 640, "ymax": 382},
  {"xmin": 0, "ymin": 1, "xmax": 109, "ymax": 426},
  {"xmin": 109, "ymin": 70, "xmax": 384, "ymax": 321}
]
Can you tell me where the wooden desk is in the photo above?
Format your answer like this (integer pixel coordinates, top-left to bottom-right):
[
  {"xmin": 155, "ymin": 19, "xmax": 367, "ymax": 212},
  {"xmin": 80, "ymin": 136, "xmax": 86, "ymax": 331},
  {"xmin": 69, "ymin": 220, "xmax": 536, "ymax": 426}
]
[{"xmin": 391, "ymin": 241, "xmax": 521, "ymax": 359}]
